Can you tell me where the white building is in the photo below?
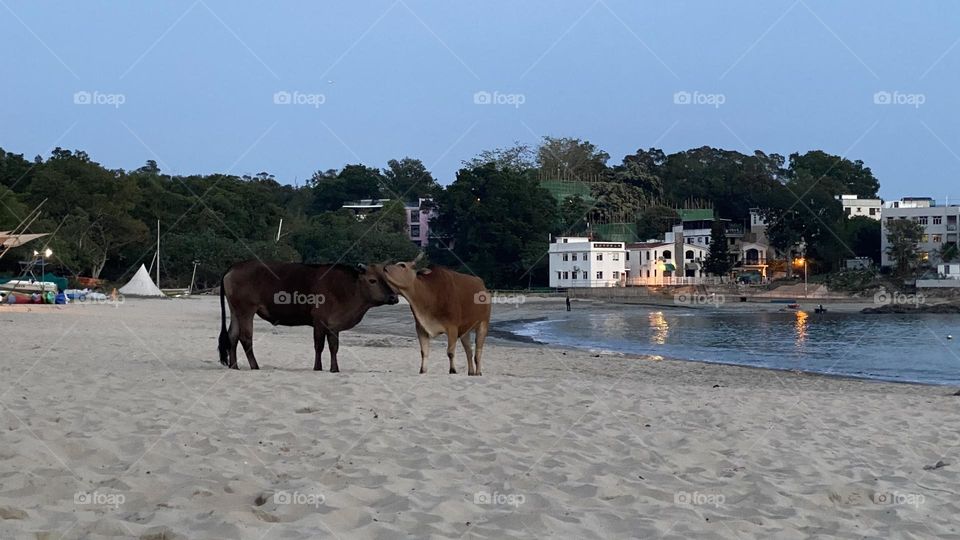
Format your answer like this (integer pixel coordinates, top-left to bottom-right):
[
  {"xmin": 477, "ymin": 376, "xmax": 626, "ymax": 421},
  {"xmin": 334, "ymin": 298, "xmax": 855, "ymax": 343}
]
[
  {"xmin": 937, "ymin": 263, "xmax": 960, "ymax": 279},
  {"xmin": 837, "ymin": 194, "xmax": 882, "ymax": 220},
  {"xmin": 548, "ymin": 237, "xmax": 626, "ymax": 288},
  {"xmin": 880, "ymin": 197, "xmax": 960, "ymax": 267},
  {"xmin": 625, "ymin": 241, "xmax": 709, "ymax": 285}
]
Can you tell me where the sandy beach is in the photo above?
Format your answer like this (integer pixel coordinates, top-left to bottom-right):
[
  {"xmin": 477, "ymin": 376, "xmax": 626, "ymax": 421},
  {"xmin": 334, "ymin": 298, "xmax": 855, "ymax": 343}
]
[{"xmin": 1, "ymin": 297, "xmax": 959, "ymax": 539}]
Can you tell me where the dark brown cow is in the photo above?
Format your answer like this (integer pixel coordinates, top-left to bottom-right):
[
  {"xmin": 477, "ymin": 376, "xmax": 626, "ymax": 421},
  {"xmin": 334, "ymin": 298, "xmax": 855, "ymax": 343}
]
[
  {"xmin": 382, "ymin": 257, "xmax": 491, "ymax": 375},
  {"xmin": 217, "ymin": 260, "xmax": 398, "ymax": 371}
]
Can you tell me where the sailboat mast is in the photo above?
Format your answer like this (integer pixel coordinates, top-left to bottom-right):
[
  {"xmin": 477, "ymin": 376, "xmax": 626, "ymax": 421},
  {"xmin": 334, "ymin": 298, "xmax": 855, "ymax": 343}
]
[{"xmin": 156, "ymin": 220, "xmax": 160, "ymax": 288}]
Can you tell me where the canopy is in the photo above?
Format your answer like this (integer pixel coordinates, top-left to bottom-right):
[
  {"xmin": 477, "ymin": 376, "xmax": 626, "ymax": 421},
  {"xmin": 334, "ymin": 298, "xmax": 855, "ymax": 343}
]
[
  {"xmin": 0, "ymin": 232, "xmax": 49, "ymax": 248},
  {"xmin": 118, "ymin": 264, "xmax": 165, "ymax": 297}
]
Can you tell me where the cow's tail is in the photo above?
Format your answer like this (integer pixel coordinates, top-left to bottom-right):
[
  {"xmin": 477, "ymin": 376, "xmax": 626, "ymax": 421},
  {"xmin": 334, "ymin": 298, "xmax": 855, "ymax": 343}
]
[{"xmin": 217, "ymin": 271, "xmax": 231, "ymax": 366}]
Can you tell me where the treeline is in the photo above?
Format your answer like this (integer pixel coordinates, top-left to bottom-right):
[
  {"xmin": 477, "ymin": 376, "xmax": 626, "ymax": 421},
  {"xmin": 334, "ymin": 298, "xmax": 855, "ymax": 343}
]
[{"xmin": 0, "ymin": 139, "xmax": 883, "ymax": 289}]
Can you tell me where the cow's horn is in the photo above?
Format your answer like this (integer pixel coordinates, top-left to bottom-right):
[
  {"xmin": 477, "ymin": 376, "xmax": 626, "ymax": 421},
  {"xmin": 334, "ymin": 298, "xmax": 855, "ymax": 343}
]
[
  {"xmin": 413, "ymin": 252, "xmax": 425, "ymax": 264},
  {"xmin": 356, "ymin": 263, "xmax": 368, "ymax": 273}
]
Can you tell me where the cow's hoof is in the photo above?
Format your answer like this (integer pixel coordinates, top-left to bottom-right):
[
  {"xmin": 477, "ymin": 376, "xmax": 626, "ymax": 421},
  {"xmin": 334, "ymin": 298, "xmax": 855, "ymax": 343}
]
[
  {"xmin": 449, "ymin": 368, "xmax": 457, "ymax": 374},
  {"xmin": 331, "ymin": 367, "xmax": 340, "ymax": 373},
  {"xmin": 469, "ymin": 372, "xmax": 482, "ymax": 376},
  {"xmin": 419, "ymin": 368, "xmax": 426, "ymax": 374}
]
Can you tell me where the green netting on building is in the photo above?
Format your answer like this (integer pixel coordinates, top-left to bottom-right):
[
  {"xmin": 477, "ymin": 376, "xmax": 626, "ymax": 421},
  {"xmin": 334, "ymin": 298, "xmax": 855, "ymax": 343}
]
[
  {"xmin": 592, "ymin": 222, "xmax": 639, "ymax": 243},
  {"xmin": 676, "ymin": 208, "xmax": 715, "ymax": 221},
  {"xmin": 539, "ymin": 180, "xmax": 596, "ymax": 204}
]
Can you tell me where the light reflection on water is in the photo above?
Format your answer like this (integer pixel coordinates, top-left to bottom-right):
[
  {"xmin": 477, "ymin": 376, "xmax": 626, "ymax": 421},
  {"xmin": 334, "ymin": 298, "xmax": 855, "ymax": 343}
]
[{"xmin": 509, "ymin": 308, "xmax": 960, "ymax": 385}]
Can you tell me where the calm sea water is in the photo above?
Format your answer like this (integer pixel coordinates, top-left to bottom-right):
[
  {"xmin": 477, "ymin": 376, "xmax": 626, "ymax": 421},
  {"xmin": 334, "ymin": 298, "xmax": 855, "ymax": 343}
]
[{"xmin": 503, "ymin": 308, "xmax": 960, "ymax": 386}]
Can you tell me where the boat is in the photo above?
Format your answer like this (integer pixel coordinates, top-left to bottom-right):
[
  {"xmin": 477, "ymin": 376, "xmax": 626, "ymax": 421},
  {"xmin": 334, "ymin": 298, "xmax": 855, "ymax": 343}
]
[{"xmin": 0, "ymin": 279, "xmax": 57, "ymax": 293}]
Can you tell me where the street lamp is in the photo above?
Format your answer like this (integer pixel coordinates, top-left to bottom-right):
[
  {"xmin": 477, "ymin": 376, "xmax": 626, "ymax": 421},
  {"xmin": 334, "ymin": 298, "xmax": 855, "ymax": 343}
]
[{"xmin": 796, "ymin": 257, "xmax": 808, "ymax": 298}]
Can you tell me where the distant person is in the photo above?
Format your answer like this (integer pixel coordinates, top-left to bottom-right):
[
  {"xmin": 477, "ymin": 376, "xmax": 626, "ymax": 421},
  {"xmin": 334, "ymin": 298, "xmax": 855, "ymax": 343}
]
[{"xmin": 566, "ymin": 296, "xmax": 571, "ymax": 312}]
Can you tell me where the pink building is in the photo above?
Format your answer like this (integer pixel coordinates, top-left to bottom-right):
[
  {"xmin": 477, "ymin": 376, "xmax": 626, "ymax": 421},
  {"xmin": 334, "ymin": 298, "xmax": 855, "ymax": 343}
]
[{"xmin": 342, "ymin": 198, "xmax": 436, "ymax": 247}]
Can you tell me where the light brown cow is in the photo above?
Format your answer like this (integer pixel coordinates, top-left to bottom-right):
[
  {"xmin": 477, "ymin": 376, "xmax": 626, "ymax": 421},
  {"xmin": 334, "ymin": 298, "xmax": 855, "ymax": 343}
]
[{"xmin": 382, "ymin": 257, "xmax": 491, "ymax": 375}]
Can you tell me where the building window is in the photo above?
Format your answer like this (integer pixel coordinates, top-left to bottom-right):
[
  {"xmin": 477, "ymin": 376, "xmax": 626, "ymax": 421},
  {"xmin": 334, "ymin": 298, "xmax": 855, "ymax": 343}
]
[
  {"xmin": 612, "ymin": 253, "xmax": 620, "ymax": 261},
  {"xmin": 410, "ymin": 225, "xmax": 421, "ymax": 237},
  {"xmin": 571, "ymin": 253, "xmax": 577, "ymax": 261},
  {"xmin": 563, "ymin": 271, "xmax": 569, "ymax": 279},
  {"xmin": 922, "ymin": 234, "xmax": 929, "ymax": 243},
  {"xmin": 596, "ymin": 271, "xmax": 603, "ymax": 279},
  {"xmin": 917, "ymin": 216, "xmax": 929, "ymax": 225},
  {"xmin": 409, "ymin": 210, "xmax": 419, "ymax": 221},
  {"xmin": 686, "ymin": 250, "xmax": 694, "ymax": 260},
  {"xmin": 596, "ymin": 253, "xmax": 603, "ymax": 261},
  {"xmin": 556, "ymin": 271, "xmax": 562, "ymax": 280},
  {"xmin": 933, "ymin": 234, "xmax": 942, "ymax": 243},
  {"xmin": 646, "ymin": 270, "xmax": 650, "ymax": 277},
  {"xmin": 582, "ymin": 253, "xmax": 587, "ymax": 260},
  {"xmin": 626, "ymin": 252, "xmax": 630, "ymax": 260},
  {"xmin": 869, "ymin": 208, "xmax": 877, "ymax": 216},
  {"xmin": 645, "ymin": 251, "xmax": 650, "ymax": 261},
  {"xmin": 612, "ymin": 271, "xmax": 620, "ymax": 279},
  {"xmin": 582, "ymin": 271, "xmax": 588, "ymax": 279},
  {"xmin": 562, "ymin": 253, "xmax": 568, "ymax": 261},
  {"xmin": 663, "ymin": 250, "xmax": 672, "ymax": 260},
  {"xmin": 934, "ymin": 216, "xmax": 942, "ymax": 225}
]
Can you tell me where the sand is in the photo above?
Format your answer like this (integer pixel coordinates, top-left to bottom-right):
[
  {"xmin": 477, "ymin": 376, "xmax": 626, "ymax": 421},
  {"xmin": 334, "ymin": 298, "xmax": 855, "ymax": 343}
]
[{"xmin": 1, "ymin": 297, "xmax": 958, "ymax": 539}]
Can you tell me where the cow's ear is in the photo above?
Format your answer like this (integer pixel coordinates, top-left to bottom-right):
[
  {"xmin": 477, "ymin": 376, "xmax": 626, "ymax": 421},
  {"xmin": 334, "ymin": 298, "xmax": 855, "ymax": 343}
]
[
  {"xmin": 416, "ymin": 268, "xmax": 432, "ymax": 276},
  {"xmin": 356, "ymin": 263, "xmax": 368, "ymax": 273}
]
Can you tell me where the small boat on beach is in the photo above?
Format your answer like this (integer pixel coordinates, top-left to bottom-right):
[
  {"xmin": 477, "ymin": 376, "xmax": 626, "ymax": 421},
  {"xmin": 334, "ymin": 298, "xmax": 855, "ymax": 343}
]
[{"xmin": 0, "ymin": 279, "xmax": 57, "ymax": 293}]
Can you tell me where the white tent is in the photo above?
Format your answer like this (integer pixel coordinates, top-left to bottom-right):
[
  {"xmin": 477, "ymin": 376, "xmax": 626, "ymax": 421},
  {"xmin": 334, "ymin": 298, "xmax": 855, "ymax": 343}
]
[{"xmin": 118, "ymin": 264, "xmax": 166, "ymax": 297}]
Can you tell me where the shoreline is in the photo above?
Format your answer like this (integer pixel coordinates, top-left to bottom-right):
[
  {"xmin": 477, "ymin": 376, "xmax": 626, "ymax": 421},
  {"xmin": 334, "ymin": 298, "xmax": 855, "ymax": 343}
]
[
  {"xmin": 487, "ymin": 300, "xmax": 960, "ymax": 389},
  {"xmin": 2, "ymin": 296, "xmax": 959, "ymax": 538}
]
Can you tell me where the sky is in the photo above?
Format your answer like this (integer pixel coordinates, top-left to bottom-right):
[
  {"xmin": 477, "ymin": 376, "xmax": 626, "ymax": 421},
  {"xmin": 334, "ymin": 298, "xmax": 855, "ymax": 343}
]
[{"xmin": 2, "ymin": 0, "xmax": 960, "ymax": 200}]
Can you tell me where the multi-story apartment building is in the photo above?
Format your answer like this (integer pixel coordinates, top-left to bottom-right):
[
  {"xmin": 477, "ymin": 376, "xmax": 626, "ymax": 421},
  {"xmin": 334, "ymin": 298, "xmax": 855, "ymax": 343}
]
[
  {"xmin": 548, "ymin": 237, "xmax": 626, "ymax": 287},
  {"xmin": 880, "ymin": 197, "xmax": 960, "ymax": 267},
  {"xmin": 837, "ymin": 194, "xmax": 882, "ymax": 220}
]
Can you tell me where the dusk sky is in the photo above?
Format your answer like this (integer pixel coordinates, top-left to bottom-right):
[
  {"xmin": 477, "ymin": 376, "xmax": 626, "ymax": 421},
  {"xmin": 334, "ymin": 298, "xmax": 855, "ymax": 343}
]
[{"xmin": 3, "ymin": 0, "xmax": 960, "ymax": 200}]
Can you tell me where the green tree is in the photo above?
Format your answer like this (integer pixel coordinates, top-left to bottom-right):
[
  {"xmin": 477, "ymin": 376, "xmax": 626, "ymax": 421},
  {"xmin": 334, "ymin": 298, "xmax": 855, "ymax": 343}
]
[
  {"xmin": 788, "ymin": 150, "xmax": 879, "ymax": 198},
  {"xmin": 429, "ymin": 164, "xmax": 558, "ymax": 288},
  {"xmin": 635, "ymin": 205, "xmax": 678, "ymax": 241},
  {"xmin": 462, "ymin": 143, "xmax": 535, "ymax": 171},
  {"xmin": 537, "ymin": 137, "xmax": 609, "ymax": 179},
  {"xmin": 703, "ymin": 220, "xmax": 733, "ymax": 275},
  {"xmin": 844, "ymin": 216, "xmax": 881, "ymax": 265},
  {"xmin": 558, "ymin": 195, "xmax": 589, "ymax": 235},
  {"xmin": 885, "ymin": 219, "xmax": 926, "ymax": 276},
  {"xmin": 382, "ymin": 158, "xmax": 439, "ymax": 200}
]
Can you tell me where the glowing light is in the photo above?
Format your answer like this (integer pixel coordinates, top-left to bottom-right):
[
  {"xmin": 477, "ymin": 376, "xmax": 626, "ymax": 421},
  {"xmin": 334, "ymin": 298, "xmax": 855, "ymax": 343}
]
[
  {"xmin": 794, "ymin": 310, "xmax": 808, "ymax": 347},
  {"xmin": 649, "ymin": 311, "xmax": 669, "ymax": 345}
]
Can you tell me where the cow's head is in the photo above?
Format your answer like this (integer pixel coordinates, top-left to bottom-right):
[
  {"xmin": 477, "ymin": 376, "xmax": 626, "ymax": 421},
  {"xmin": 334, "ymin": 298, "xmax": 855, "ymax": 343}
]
[
  {"xmin": 356, "ymin": 263, "xmax": 399, "ymax": 305},
  {"xmin": 383, "ymin": 253, "xmax": 429, "ymax": 291}
]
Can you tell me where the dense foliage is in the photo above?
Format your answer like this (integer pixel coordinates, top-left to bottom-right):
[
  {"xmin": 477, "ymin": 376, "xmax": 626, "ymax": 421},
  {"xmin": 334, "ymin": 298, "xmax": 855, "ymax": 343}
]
[{"xmin": 0, "ymin": 137, "xmax": 888, "ymax": 289}]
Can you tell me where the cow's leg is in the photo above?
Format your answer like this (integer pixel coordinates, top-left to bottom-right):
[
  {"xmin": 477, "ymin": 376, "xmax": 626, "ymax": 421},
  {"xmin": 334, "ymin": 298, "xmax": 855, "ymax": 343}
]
[
  {"xmin": 472, "ymin": 321, "xmax": 488, "ymax": 376},
  {"xmin": 313, "ymin": 325, "xmax": 326, "ymax": 371},
  {"xmin": 416, "ymin": 322, "xmax": 430, "ymax": 374},
  {"xmin": 446, "ymin": 328, "xmax": 459, "ymax": 374},
  {"xmin": 239, "ymin": 315, "xmax": 259, "ymax": 370},
  {"xmin": 460, "ymin": 332, "xmax": 475, "ymax": 376},
  {"xmin": 227, "ymin": 316, "xmax": 241, "ymax": 370},
  {"xmin": 328, "ymin": 332, "xmax": 341, "ymax": 373}
]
